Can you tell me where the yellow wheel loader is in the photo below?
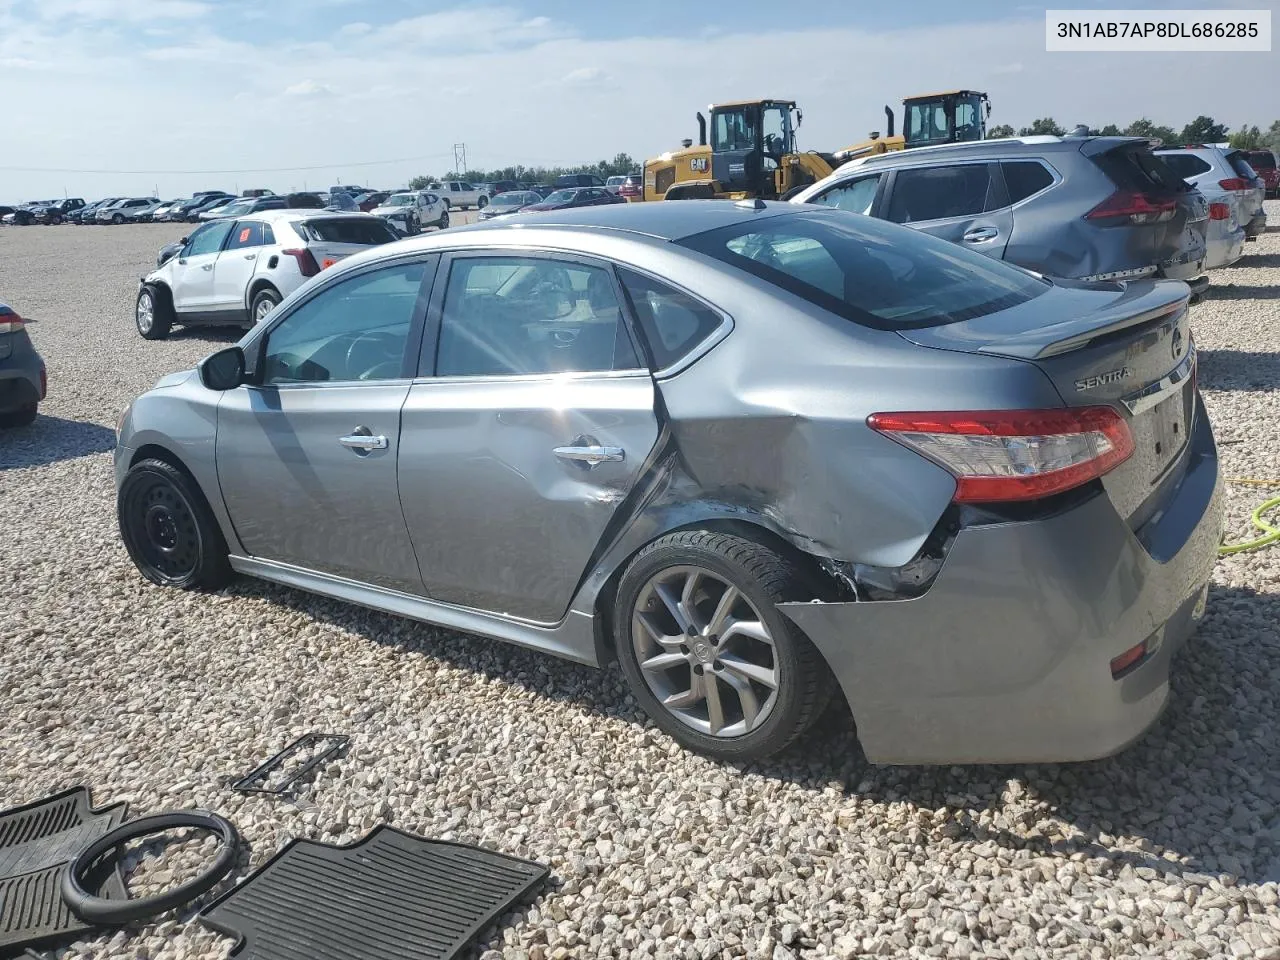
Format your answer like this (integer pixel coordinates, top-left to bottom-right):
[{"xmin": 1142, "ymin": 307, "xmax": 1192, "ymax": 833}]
[{"xmin": 640, "ymin": 91, "xmax": 990, "ymax": 202}]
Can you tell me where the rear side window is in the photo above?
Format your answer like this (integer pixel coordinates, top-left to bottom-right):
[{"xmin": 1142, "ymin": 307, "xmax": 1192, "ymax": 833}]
[
  {"xmin": 226, "ymin": 221, "xmax": 264, "ymax": 249},
  {"xmin": 679, "ymin": 213, "xmax": 1047, "ymax": 330},
  {"xmin": 1002, "ymin": 161, "xmax": 1055, "ymax": 203},
  {"xmin": 1158, "ymin": 153, "xmax": 1213, "ymax": 179},
  {"xmin": 298, "ymin": 218, "xmax": 397, "ymax": 244},
  {"xmin": 617, "ymin": 269, "xmax": 723, "ymax": 369},
  {"xmin": 885, "ymin": 164, "xmax": 998, "ymax": 223}
]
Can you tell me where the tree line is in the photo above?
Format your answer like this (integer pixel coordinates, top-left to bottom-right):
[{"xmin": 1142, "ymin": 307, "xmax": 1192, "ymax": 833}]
[
  {"xmin": 987, "ymin": 115, "xmax": 1280, "ymax": 151},
  {"xmin": 408, "ymin": 152, "xmax": 639, "ymax": 189}
]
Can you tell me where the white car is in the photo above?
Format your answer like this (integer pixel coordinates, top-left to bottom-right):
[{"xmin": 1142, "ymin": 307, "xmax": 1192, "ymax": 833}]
[
  {"xmin": 134, "ymin": 211, "xmax": 400, "ymax": 340},
  {"xmin": 370, "ymin": 191, "xmax": 449, "ymax": 235},
  {"xmin": 426, "ymin": 180, "xmax": 490, "ymax": 210}
]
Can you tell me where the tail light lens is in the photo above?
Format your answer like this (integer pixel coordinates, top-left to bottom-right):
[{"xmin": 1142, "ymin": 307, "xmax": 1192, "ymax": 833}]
[
  {"xmin": 1085, "ymin": 191, "xmax": 1177, "ymax": 225},
  {"xmin": 281, "ymin": 248, "xmax": 320, "ymax": 277},
  {"xmin": 1218, "ymin": 177, "xmax": 1250, "ymax": 191},
  {"xmin": 0, "ymin": 313, "xmax": 25, "ymax": 334},
  {"xmin": 867, "ymin": 406, "xmax": 1135, "ymax": 503},
  {"xmin": 1208, "ymin": 202, "xmax": 1231, "ymax": 221}
]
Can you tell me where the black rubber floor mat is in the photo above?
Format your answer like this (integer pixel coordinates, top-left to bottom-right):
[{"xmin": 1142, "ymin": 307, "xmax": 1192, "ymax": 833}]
[
  {"xmin": 0, "ymin": 787, "xmax": 128, "ymax": 956},
  {"xmin": 200, "ymin": 826, "xmax": 548, "ymax": 960}
]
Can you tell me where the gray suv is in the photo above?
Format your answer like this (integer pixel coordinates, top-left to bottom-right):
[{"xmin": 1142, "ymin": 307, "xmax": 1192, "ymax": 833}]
[{"xmin": 793, "ymin": 136, "xmax": 1209, "ymax": 294}]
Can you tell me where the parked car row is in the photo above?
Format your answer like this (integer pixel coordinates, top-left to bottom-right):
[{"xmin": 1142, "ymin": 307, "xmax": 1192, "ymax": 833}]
[{"xmin": 790, "ymin": 134, "xmax": 1267, "ymax": 287}]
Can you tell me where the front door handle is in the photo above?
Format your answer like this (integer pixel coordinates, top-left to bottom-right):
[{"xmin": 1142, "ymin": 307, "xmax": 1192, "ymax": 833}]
[
  {"xmin": 339, "ymin": 429, "xmax": 389, "ymax": 452},
  {"xmin": 244, "ymin": 253, "xmax": 257, "ymax": 260},
  {"xmin": 201, "ymin": 263, "xmax": 214, "ymax": 271},
  {"xmin": 963, "ymin": 227, "xmax": 999, "ymax": 243},
  {"xmin": 554, "ymin": 444, "xmax": 625, "ymax": 467}
]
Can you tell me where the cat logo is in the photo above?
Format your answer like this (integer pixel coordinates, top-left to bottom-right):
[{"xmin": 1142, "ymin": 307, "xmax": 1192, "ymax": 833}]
[{"xmin": 690, "ymin": 157, "xmax": 709, "ymax": 173}]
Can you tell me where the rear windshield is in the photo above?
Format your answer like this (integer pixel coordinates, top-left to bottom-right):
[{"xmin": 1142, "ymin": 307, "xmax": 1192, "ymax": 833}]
[
  {"xmin": 1157, "ymin": 152, "xmax": 1213, "ymax": 179},
  {"xmin": 1226, "ymin": 152, "xmax": 1259, "ymax": 179},
  {"xmin": 298, "ymin": 217, "xmax": 398, "ymax": 245},
  {"xmin": 1095, "ymin": 146, "xmax": 1188, "ymax": 194},
  {"xmin": 1244, "ymin": 150, "xmax": 1276, "ymax": 170},
  {"xmin": 679, "ymin": 212, "xmax": 1048, "ymax": 330}
]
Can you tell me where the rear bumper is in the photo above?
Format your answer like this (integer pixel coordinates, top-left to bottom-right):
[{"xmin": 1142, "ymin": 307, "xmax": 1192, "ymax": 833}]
[
  {"xmin": 1205, "ymin": 226, "xmax": 1246, "ymax": 270},
  {"xmin": 780, "ymin": 397, "xmax": 1223, "ymax": 765},
  {"xmin": 0, "ymin": 342, "xmax": 46, "ymax": 413}
]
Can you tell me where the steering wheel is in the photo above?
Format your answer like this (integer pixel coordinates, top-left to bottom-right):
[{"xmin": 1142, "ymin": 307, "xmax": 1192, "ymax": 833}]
[{"xmin": 345, "ymin": 331, "xmax": 403, "ymax": 380}]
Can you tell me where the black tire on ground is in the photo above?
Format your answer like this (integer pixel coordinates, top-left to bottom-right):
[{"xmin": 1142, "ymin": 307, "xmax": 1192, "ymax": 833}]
[
  {"xmin": 0, "ymin": 404, "xmax": 37, "ymax": 428},
  {"xmin": 112, "ymin": 213, "xmax": 125, "ymax": 224},
  {"xmin": 249, "ymin": 287, "xmax": 281, "ymax": 324},
  {"xmin": 612, "ymin": 529, "xmax": 836, "ymax": 762},
  {"xmin": 117, "ymin": 458, "xmax": 232, "ymax": 591},
  {"xmin": 477, "ymin": 196, "xmax": 488, "ymax": 208},
  {"xmin": 406, "ymin": 214, "xmax": 421, "ymax": 236},
  {"xmin": 135, "ymin": 284, "xmax": 173, "ymax": 340},
  {"xmin": 437, "ymin": 210, "xmax": 450, "ymax": 229}
]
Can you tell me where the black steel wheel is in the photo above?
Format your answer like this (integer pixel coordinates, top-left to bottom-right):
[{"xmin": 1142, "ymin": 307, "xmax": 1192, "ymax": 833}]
[{"xmin": 118, "ymin": 458, "xmax": 231, "ymax": 590}]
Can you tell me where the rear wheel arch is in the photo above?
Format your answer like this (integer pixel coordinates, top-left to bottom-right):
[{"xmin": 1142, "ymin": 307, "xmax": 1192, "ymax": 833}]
[{"xmin": 246, "ymin": 279, "xmax": 281, "ymax": 312}]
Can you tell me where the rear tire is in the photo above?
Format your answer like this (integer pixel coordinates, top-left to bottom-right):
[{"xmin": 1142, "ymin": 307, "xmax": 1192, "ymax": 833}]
[
  {"xmin": 613, "ymin": 530, "xmax": 836, "ymax": 762},
  {"xmin": 250, "ymin": 287, "xmax": 281, "ymax": 324},
  {"xmin": 136, "ymin": 285, "xmax": 173, "ymax": 340},
  {"xmin": 118, "ymin": 458, "xmax": 232, "ymax": 591},
  {"xmin": 477, "ymin": 196, "xmax": 488, "ymax": 209},
  {"xmin": 436, "ymin": 210, "xmax": 450, "ymax": 229},
  {"xmin": 0, "ymin": 404, "xmax": 37, "ymax": 428}
]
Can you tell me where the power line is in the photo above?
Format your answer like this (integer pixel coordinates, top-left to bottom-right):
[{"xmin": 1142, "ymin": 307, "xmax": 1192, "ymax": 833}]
[{"xmin": 0, "ymin": 152, "xmax": 458, "ymax": 176}]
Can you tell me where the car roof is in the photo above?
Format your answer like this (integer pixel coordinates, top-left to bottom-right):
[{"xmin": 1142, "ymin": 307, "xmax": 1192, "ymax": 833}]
[
  {"xmin": 830, "ymin": 134, "xmax": 1159, "ymax": 176},
  {"xmin": 250, "ymin": 209, "xmax": 382, "ymax": 223},
  {"xmin": 462, "ymin": 198, "xmax": 799, "ymax": 240}
]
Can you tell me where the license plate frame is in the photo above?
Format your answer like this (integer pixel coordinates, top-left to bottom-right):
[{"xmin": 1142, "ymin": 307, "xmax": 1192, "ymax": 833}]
[{"xmin": 1150, "ymin": 390, "xmax": 1188, "ymax": 475}]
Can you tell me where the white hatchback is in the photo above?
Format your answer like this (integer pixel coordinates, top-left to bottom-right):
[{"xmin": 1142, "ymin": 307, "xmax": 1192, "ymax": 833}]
[{"xmin": 135, "ymin": 211, "xmax": 400, "ymax": 339}]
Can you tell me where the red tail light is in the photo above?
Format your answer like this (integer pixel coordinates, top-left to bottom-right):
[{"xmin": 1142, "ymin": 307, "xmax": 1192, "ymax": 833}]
[
  {"xmin": 281, "ymin": 248, "xmax": 320, "ymax": 277},
  {"xmin": 0, "ymin": 312, "xmax": 25, "ymax": 334},
  {"xmin": 1208, "ymin": 202, "xmax": 1231, "ymax": 221},
  {"xmin": 1218, "ymin": 177, "xmax": 1250, "ymax": 192},
  {"xmin": 1085, "ymin": 191, "xmax": 1176, "ymax": 225},
  {"xmin": 868, "ymin": 406, "xmax": 1135, "ymax": 503}
]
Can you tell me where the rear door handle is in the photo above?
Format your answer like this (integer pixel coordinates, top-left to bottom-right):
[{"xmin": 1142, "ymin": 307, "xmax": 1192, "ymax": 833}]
[
  {"xmin": 339, "ymin": 432, "xmax": 388, "ymax": 452},
  {"xmin": 554, "ymin": 445, "xmax": 625, "ymax": 467},
  {"xmin": 963, "ymin": 227, "xmax": 999, "ymax": 243}
]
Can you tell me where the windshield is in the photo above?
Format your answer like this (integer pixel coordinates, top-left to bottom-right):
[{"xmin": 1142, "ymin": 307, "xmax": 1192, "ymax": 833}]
[
  {"xmin": 543, "ymin": 190, "xmax": 578, "ymax": 203},
  {"xmin": 679, "ymin": 212, "xmax": 1048, "ymax": 330},
  {"xmin": 384, "ymin": 194, "xmax": 415, "ymax": 207}
]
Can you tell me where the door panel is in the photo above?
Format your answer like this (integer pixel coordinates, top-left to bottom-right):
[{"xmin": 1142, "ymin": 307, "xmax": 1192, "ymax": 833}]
[
  {"xmin": 399, "ymin": 375, "xmax": 659, "ymax": 623},
  {"xmin": 886, "ymin": 163, "xmax": 1012, "ymax": 261},
  {"xmin": 215, "ymin": 382, "xmax": 421, "ymax": 591},
  {"xmin": 211, "ymin": 222, "xmax": 262, "ymax": 312},
  {"xmin": 172, "ymin": 254, "xmax": 219, "ymax": 309}
]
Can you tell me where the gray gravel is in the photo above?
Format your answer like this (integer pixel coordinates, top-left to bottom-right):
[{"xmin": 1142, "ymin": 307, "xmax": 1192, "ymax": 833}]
[{"xmin": 2, "ymin": 208, "xmax": 1279, "ymax": 960}]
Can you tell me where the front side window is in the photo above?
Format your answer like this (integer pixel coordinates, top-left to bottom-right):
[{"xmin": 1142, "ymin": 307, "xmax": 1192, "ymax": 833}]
[
  {"xmin": 810, "ymin": 174, "xmax": 881, "ymax": 215},
  {"xmin": 885, "ymin": 164, "xmax": 995, "ymax": 223},
  {"xmin": 185, "ymin": 220, "xmax": 234, "ymax": 257},
  {"xmin": 679, "ymin": 212, "xmax": 1047, "ymax": 330},
  {"xmin": 435, "ymin": 257, "xmax": 640, "ymax": 377},
  {"xmin": 262, "ymin": 262, "xmax": 426, "ymax": 384}
]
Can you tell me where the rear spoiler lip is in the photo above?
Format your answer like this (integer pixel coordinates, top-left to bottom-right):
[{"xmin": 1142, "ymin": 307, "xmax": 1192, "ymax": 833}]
[{"xmin": 974, "ymin": 294, "xmax": 1189, "ymax": 360}]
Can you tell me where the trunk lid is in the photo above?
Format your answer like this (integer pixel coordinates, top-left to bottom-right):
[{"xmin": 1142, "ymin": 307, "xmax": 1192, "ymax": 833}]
[
  {"xmin": 296, "ymin": 216, "xmax": 399, "ymax": 268},
  {"xmin": 898, "ymin": 277, "xmax": 1195, "ymax": 523}
]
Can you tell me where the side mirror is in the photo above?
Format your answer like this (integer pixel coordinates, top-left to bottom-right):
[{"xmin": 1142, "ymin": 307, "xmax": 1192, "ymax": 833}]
[
  {"xmin": 180, "ymin": 236, "xmax": 188, "ymax": 243},
  {"xmin": 198, "ymin": 346, "xmax": 246, "ymax": 391}
]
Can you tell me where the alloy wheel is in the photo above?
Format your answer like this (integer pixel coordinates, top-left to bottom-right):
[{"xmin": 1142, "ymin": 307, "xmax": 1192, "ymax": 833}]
[
  {"xmin": 631, "ymin": 565, "xmax": 779, "ymax": 737},
  {"xmin": 136, "ymin": 292, "xmax": 154, "ymax": 334},
  {"xmin": 253, "ymin": 298, "xmax": 275, "ymax": 322}
]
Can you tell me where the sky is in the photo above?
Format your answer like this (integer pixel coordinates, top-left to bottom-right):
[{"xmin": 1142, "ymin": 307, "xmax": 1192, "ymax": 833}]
[{"xmin": 1, "ymin": 0, "xmax": 1277, "ymax": 201}]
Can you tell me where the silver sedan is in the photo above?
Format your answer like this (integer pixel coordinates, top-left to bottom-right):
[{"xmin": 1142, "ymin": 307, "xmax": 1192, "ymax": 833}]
[{"xmin": 115, "ymin": 201, "xmax": 1221, "ymax": 764}]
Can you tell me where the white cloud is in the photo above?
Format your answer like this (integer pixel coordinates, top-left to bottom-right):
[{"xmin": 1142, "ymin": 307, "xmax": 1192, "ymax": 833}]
[
  {"xmin": 339, "ymin": 21, "xmax": 371, "ymax": 36},
  {"xmin": 283, "ymin": 79, "xmax": 334, "ymax": 97},
  {"xmin": 36, "ymin": 0, "xmax": 209, "ymax": 21},
  {"xmin": 354, "ymin": 6, "xmax": 570, "ymax": 51},
  {"xmin": 561, "ymin": 66, "xmax": 604, "ymax": 85}
]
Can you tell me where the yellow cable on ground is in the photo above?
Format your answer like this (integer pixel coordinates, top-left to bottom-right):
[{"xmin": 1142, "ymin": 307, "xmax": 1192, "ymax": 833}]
[{"xmin": 1218, "ymin": 479, "xmax": 1280, "ymax": 556}]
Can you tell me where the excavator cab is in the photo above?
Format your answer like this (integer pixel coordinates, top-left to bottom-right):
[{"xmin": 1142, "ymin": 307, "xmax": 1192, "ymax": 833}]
[
  {"xmin": 708, "ymin": 100, "xmax": 797, "ymax": 198},
  {"xmin": 901, "ymin": 90, "xmax": 990, "ymax": 148}
]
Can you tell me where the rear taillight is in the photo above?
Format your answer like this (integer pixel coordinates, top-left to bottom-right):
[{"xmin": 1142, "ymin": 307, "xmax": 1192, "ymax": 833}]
[
  {"xmin": 0, "ymin": 313, "xmax": 25, "ymax": 334},
  {"xmin": 1085, "ymin": 191, "xmax": 1176, "ymax": 225},
  {"xmin": 1208, "ymin": 202, "xmax": 1231, "ymax": 221},
  {"xmin": 1218, "ymin": 177, "xmax": 1250, "ymax": 192},
  {"xmin": 868, "ymin": 406, "xmax": 1135, "ymax": 504},
  {"xmin": 281, "ymin": 248, "xmax": 320, "ymax": 277}
]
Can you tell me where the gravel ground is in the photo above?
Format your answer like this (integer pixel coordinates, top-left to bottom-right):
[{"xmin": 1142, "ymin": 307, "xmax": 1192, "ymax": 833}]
[{"xmin": 2, "ymin": 209, "xmax": 1279, "ymax": 960}]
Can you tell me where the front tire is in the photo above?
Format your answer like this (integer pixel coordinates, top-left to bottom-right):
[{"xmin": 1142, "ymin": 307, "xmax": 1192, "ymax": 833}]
[
  {"xmin": 250, "ymin": 287, "xmax": 281, "ymax": 324},
  {"xmin": 112, "ymin": 213, "xmax": 125, "ymax": 225},
  {"xmin": 136, "ymin": 285, "xmax": 173, "ymax": 340},
  {"xmin": 436, "ymin": 210, "xmax": 450, "ymax": 229},
  {"xmin": 0, "ymin": 404, "xmax": 37, "ymax": 428},
  {"xmin": 613, "ymin": 530, "xmax": 835, "ymax": 762},
  {"xmin": 477, "ymin": 196, "xmax": 488, "ymax": 209},
  {"xmin": 118, "ymin": 459, "xmax": 231, "ymax": 590}
]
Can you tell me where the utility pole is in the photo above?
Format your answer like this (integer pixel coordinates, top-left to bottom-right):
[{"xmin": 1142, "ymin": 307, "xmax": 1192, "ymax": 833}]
[{"xmin": 453, "ymin": 143, "xmax": 467, "ymax": 178}]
